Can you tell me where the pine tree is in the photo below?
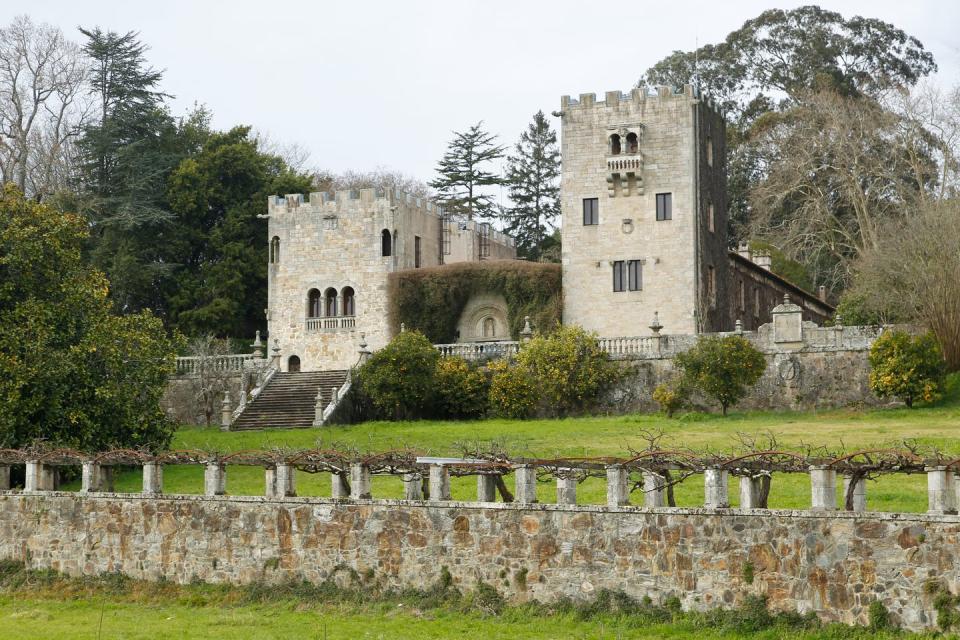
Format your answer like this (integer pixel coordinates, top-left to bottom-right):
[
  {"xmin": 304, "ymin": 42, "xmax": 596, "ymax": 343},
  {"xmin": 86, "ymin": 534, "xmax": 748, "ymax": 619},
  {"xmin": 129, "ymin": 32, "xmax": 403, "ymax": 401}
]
[
  {"xmin": 502, "ymin": 111, "xmax": 560, "ymax": 261},
  {"xmin": 429, "ymin": 122, "xmax": 505, "ymax": 220}
]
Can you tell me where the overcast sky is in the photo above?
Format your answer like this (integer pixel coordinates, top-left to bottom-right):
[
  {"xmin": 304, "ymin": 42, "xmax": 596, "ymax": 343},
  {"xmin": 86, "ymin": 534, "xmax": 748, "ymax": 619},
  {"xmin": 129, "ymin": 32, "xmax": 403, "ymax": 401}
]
[{"xmin": 9, "ymin": 1, "xmax": 960, "ymax": 192}]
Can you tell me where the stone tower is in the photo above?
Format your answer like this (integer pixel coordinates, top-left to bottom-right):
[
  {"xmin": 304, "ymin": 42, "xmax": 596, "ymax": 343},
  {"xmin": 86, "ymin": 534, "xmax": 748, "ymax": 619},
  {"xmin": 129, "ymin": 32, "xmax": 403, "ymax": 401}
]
[{"xmin": 559, "ymin": 85, "xmax": 729, "ymax": 335}]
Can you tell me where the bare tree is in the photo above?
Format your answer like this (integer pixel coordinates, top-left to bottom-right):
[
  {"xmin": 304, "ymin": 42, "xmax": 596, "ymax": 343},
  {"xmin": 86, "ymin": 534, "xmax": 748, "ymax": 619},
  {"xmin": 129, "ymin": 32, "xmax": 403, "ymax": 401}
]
[
  {"xmin": 186, "ymin": 334, "xmax": 235, "ymax": 427},
  {"xmin": 0, "ymin": 16, "xmax": 90, "ymax": 199},
  {"xmin": 313, "ymin": 167, "xmax": 432, "ymax": 199}
]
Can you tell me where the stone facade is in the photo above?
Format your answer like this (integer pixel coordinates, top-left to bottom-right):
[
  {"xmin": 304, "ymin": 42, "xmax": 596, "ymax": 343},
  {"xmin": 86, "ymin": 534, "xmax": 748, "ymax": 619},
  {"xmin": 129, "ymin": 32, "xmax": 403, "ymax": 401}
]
[
  {"xmin": 266, "ymin": 189, "xmax": 514, "ymax": 371},
  {"xmin": 2, "ymin": 492, "xmax": 957, "ymax": 631}
]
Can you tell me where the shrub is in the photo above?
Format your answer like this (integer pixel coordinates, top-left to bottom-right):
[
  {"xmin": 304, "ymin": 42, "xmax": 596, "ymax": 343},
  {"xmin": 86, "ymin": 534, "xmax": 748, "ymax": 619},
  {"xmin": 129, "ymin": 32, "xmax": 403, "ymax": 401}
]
[
  {"xmin": 488, "ymin": 360, "xmax": 538, "ymax": 419},
  {"xmin": 869, "ymin": 330, "xmax": 945, "ymax": 408},
  {"xmin": 868, "ymin": 600, "xmax": 892, "ymax": 631},
  {"xmin": 357, "ymin": 330, "xmax": 439, "ymax": 419},
  {"xmin": 434, "ymin": 357, "xmax": 489, "ymax": 418},
  {"xmin": 674, "ymin": 335, "xmax": 766, "ymax": 415},
  {"xmin": 513, "ymin": 325, "xmax": 619, "ymax": 417},
  {"xmin": 653, "ymin": 376, "xmax": 688, "ymax": 417}
]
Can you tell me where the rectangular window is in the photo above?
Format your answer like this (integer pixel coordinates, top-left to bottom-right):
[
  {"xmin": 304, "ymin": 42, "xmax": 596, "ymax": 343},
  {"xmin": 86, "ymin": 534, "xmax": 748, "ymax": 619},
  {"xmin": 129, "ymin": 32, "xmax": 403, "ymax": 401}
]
[
  {"xmin": 415, "ymin": 236, "xmax": 422, "ymax": 268},
  {"xmin": 582, "ymin": 198, "xmax": 599, "ymax": 225},
  {"xmin": 707, "ymin": 265, "xmax": 716, "ymax": 309},
  {"xmin": 628, "ymin": 259, "xmax": 642, "ymax": 291},
  {"xmin": 738, "ymin": 279, "xmax": 745, "ymax": 312},
  {"xmin": 707, "ymin": 202, "xmax": 715, "ymax": 233},
  {"xmin": 656, "ymin": 193, "xmax": 672, "ymax": 221},
  {"xmin": 612, "ymin": 260, "xmax": 625, "ymax": 292},
  {"xmin": 754, "ymin": 288, "xmax": 761, "ymax": 317}
]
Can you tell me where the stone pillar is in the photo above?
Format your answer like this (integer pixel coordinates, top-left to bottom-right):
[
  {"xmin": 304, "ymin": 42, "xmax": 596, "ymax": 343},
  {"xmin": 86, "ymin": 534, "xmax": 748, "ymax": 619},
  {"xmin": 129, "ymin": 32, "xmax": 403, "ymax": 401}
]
[
  {"xmin": 403, "ymin": 473, "xmax": 424, "ymax": 500},
  {"xmin": 332, "ymin": 472, "xmax": 350, "ymax": 498},
  {"xmin": 477, "ymin": 475, "xmax": 497, "ymax": 502},
  {"xmin": 220, "ymin": 391, "xmax": 232, "ymax": 431},
  {"xmin": 809, "ymin": 466, "xmax": 837, "ymax": 511},
  {"xmin": 142, "ymin": 462, "xmax": 163, "ymax": 495},
  {"xmin": 927, "ymin": 467, "xmax": 956, "ymax": 514},
  {"xmin": 704, "ymin": 468, "xmax": 729, "ymax": 508},
  {"xmin": 429, "ymin": 464, "xmax": 451, "ymax": 501},
  {"xmin": 556, "ymin": 473, "xmax": 577, "ymax": 505},
  {"xmin": 954, "ymin": 472, "xmax": 960, "ymax": 511},
  {"xmin": 642, "ymin": 471, "xmax": 665, "ymax": 508},
  {"xmin": 350, "ymin": 463, "xmax": 371, "ymax": 499},
  {"xmin": 514, "ymin": 465, "xmax": 538, "ymax": 504},
  {"xmin": 606, "ymin": 465, "xmax": 630, "ymax": 507},
  {"xmin": 739, "ymin": 476, "xmax": 762, "ymax": 509},
  {"xmin": 0, "ymin": 465, "xmax": 10, "ymax": 490},
  {"xmin": 264, "ymin": 467, "xmax": 277, "ymax": 498},
  {"xmin": 204, "ymin": 463, "xmax": 226, "ymax": 496},
  {"xmin": 275, "ymin": 463, "xmax": 296, "ymax": 498},
  {"xmin": 843, "ymin": 476, "xmax": 867, "ymax": 512},
  {"xmin": 25, "ymin": 461, "xmax": 47, "ymax": 492},
  {"xmin": 81, "ymin": 462, "xmax": 103, "ymax": 493}
]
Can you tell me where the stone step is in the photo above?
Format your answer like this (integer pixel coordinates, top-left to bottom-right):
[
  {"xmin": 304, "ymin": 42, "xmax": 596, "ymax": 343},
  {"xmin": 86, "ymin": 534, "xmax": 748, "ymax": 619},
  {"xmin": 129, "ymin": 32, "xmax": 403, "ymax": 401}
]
[{"xmin": 230, "ymin": 370, "xmax": 348, "ymax": 430}]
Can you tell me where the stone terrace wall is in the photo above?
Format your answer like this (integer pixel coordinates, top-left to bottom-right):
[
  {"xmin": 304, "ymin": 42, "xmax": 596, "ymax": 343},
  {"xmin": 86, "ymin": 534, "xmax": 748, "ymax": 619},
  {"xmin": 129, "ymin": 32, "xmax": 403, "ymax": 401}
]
[{"xmin": 0, "ymin": 493, "xmax": 955, "ymax": 631}]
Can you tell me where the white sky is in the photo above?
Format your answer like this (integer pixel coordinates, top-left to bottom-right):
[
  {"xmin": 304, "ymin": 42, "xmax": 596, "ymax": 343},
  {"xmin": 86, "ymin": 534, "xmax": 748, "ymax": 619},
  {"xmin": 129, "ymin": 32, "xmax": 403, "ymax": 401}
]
[{"xmin": 9, "ymin": 1, "xmax": 960, "ymax": 189}]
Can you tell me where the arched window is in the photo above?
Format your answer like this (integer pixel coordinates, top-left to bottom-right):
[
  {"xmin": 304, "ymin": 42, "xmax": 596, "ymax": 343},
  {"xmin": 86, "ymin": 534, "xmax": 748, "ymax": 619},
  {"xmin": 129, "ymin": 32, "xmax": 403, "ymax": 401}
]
[
  {"xmin": 341, "ymin": 287, "xmax": 355, "ymax": 316},
  {"xmin": 482, "ymin": 317, "xmax": 495, "ymax": 338},
  {"xmin": 626, "ymin": 132, "xmax": 638, "ymax": 154},
  {"xmin": 610, "ymin": 134, "xmax": 621, "ymax": 155},
  {"xmin": 307, "ymin": 288, "xmax": 322, "ymax": 318},
  {"xmin": 324, "ymin": 287, "xmax": 338, "ymax": 317},
  {"xmin": 270, "ymin": 236, "xmax": 280, "ymax": 263},
  {"xmin": 288, "ymin": 355, "xmax": 300, "ymax": 373},
  {"xmin": 381, "ymin": 229, "xmax": 392, "ymax": 257}
]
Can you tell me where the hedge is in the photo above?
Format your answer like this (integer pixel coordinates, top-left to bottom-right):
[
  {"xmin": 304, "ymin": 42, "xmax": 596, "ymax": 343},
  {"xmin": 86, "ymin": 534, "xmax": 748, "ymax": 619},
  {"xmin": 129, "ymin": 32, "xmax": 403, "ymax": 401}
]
[{"xmin": 387, "ymin": 261, "xmax": 562, "ymax": 343}]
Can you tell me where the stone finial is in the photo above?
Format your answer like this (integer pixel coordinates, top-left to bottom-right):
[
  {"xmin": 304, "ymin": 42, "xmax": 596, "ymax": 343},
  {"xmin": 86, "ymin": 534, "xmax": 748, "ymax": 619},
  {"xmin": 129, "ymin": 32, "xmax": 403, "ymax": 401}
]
[
  {"xmin": 834, "ymin": 314, "xmax": 843, "ymax": 328},
  {"xmin": 735, "ymin": 319, "xmax": 743, "ymax": 334},
  {"xmin": 358, "ymin": 332, "xmax": 371, "ymax": 364},
  {"xmin": 400, "ymin": 323, "xmax": 406, "ymax": 333},
  {"xmin": 783, "ymin": 294, "xmax": 791, "ymax": 305},
  {"xmin": 220, "ymin": 392, "xmax": 232, "ymax": 430},
  {"xmin": 520, "ymin": 316, "xmax": 533, "ymax": 342},
  {"xmin": 649, "ymin": 311, "xmax": 663, "ymax": 336},
  {"xmin": 252, "ymin": 330, "xmax": 263, "ymax": 358}
]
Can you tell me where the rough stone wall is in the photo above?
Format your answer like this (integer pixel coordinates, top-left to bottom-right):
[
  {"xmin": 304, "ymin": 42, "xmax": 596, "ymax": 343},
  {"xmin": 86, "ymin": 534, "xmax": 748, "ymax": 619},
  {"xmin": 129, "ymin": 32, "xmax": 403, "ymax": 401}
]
[{"xmin": 1, "ymin": 493, "xmax": 954, "ymax": 631}]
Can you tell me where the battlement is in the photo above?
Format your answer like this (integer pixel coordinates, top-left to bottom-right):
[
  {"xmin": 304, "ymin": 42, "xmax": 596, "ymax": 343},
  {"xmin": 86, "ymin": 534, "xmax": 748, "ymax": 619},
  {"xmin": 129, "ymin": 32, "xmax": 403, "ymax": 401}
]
[
  {"xmin": 560, "ymin": 85, "xmax": 723, "ymax": 118},
  {"xmin": 267, "ymin": 188, "xmax": 444, "ymax": 217}
]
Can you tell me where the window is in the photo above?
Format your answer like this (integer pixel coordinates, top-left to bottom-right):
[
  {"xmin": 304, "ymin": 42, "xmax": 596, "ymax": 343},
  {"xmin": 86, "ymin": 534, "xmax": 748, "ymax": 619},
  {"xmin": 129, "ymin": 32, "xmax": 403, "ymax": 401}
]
[
  {"xmin": 707, "ymin": 265, "xmax": 716, "ymax": 309},
  {"xmin": 738, "ymin": 279, "xmax": 745, "ymax": 312},
  {"xmin": 706, "ymin": 136, "xmax": 714, "ymax": 167},
  {"xmin": 754, "ymin": 288, "xmax": 761, "ymax": 317},
  {"xmin": 414, "ymin": 236, "xmax": 422, "ymax": 268},
  {"xmin": 656, "ymin": 193, "xmax": 672, "ymax": 221},
  {"xmin": 626, "ymin": 132, "xmax": 638, "ymax": 154},
  {"xmin": 583, "ymin": 198, "xmax": 599, "ymax": 225},
  {"xmin": 341, "ymin": 287, "xmax": 355, "ymax": 316},
  {"xmin": 381, "ymin": 229, "xmax": 392, "ymax": 257},
  {"xmin": 270, "ymin": 236, "xmax": 280, "ymax": 263},
  {"xmin": 613, "ymin": 261, "xmax": 626, "ymax": 292},
  {"xmin": 707, "ymin": 202, "xmax": 715, "ymax": 233},
  {"xmin": 628, "ymin": 259, "xmax": 642, "ymax": 291},
  {"xmin": 324, "ymin": 287, "xmax": 338, "ymax": 317},
  {"xmin": 287, "ymin": 355, "xmax": 300, "ymax": 373},
  {"xmin": 307, "ymin": 288, "xmax": 322, "ymax": 318},
  {"xmin": 478, "ymin": 223, "xmax": 490, "ymax": 258},
  {"xmin": 610, "ymin": 134, "xmax": 621, "ymax": 155}
]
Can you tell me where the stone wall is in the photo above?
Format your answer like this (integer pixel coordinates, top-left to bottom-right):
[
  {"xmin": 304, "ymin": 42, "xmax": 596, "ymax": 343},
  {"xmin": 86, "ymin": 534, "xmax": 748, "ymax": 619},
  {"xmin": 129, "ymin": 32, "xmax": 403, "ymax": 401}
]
[{"xmin": 1, "ymin": 492, "xmax": 955, "ymax": 631}]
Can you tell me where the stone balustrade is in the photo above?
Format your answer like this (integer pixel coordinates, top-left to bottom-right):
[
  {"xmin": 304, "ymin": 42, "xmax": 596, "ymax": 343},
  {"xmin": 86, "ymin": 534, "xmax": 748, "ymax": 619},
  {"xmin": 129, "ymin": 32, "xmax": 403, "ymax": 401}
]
[
  {"xmin": 434, "ymin": 341, "xmax": 520, "ymax": 360},
  {"xmin": 175, "ymin": 354, "xmax": 258, "ymax": 376}
]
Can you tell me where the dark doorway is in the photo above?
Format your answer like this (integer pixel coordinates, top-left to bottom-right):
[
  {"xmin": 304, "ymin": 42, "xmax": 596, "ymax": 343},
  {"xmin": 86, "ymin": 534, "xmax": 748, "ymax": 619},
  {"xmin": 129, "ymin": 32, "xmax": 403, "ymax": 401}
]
[{"xmin": 288, "ymin": 355, "xmax": 301, "ymax": 372}]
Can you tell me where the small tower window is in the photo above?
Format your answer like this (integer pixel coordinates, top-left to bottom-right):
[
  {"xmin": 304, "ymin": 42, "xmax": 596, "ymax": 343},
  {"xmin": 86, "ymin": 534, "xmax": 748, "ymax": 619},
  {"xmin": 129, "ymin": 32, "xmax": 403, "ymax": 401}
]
[
  {"xmin": 381, "ymin": 229, "xmax": 392, "ymax": 257},
  {"xmin": 307, "ymin": 288, "xmax": 322, "ymax": 318},
  {"xmin": 707, "ymin": 265, "xmax": 717, "ymax": 309},
  {"xmin": 707, "ymin": 202, "xmax": 715, "ymax": 233},
  {"xmin": 324, "ymin": 287, "xmax": 338, "ymax": 317},
  {"xmin": 706, "ymin": 136, "xmax": 714, "ymax": 167},
  {"xmin": 270, "ymin": 236, "xmax": 280, "ymax": 263},
  {"xmin": 610, "ymin": 134, "xmax": 622, "ymax": 155},
  {"xmin": 626, "ymin": 132, "xmax": 638, "ymax": 154},
  {"xmin": 341, "ymin": 287, "xmax": 355, "ymax": 316}
]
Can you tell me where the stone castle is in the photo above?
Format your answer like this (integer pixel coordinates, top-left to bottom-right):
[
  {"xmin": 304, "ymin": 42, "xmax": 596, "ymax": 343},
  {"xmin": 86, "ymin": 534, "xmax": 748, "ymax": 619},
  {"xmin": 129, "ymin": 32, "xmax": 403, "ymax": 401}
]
[{"xmin": 265, "ymin": 85, "xmax": 833, "ymax": 373}]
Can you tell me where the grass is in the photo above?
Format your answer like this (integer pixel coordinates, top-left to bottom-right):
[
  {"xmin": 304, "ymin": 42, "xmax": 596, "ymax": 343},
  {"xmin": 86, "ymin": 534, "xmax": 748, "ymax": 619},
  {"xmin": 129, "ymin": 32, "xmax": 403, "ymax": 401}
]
[
  {"xmin": 0, "ymin": 561, "xmax": 949, "ymax": 640},
  {"xmin": 54, "ymin": 373, "xmax": 960, "ymax": 512}
]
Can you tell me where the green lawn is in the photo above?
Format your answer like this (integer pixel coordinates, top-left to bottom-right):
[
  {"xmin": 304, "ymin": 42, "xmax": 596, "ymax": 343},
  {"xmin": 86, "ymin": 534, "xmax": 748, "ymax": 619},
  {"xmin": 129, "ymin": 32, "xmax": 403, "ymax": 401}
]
[{"xmin": 55, "ymin": 374, "xmax": 960, "ymax": 512}]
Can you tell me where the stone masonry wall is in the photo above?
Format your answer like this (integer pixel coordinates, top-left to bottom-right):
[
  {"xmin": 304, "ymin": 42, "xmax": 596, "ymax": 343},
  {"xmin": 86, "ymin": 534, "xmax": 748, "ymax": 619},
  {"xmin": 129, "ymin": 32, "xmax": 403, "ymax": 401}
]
[{"xmin": 1, "ymin": 492, "xmax": 955, "ymax": 631}]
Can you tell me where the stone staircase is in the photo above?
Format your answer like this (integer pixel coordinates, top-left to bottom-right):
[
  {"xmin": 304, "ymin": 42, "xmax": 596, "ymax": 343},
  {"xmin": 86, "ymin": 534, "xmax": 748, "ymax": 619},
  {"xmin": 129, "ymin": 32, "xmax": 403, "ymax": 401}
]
[{"xmin": 230, "ymin": 370, "xmax": 349, "ymax": 430}]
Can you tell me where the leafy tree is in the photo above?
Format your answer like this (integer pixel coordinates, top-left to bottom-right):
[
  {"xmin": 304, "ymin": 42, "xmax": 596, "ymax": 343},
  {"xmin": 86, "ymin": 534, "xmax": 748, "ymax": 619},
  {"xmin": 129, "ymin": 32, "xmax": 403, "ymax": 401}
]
[
  {"xmin": 868, "ymin": 330, "xmax": 945, "ymax": 407},
  {"xmin": 487, "ymin": 360, "xmax": 538, "ymax": 420},
  {"xmin": 0, "ymin": 185, "xmax": 178, "ymax": 451},
  {"xmin": 165, "ymin": 126, "xmax": 311, "ymax": 337},
  {"xmin": 357, "ymin": 330, "xmax": 439, "ymax": 420},
  {"xmin": 502, "ymin": 111, "xmax": 560, "ymax": 261},
  {"xmin": 430, "ymin": 121, "xmax": 504, "ymax": 221},
  {"xmin": 674, "ymin": 335, "xmax": 766, "ymax": 415},
  {"xmin": 434, "ymin": 357, "xmax": 489, "ymax": 419}
]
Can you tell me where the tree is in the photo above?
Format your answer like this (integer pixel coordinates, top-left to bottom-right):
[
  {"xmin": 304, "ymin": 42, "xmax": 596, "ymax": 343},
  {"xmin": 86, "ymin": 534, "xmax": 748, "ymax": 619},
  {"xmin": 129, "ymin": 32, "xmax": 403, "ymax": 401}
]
[
  {"xmin": 429, "ymin": 121, "xmax": 504, "ymax": 221},
  {"xmin": 313, "ymin": 167, "xmax": 431, "ymax": 199},
  {"xmin": 675, "ymin": 335, "xmax": 766, "ymax": 415},
  {"xmin": 184, "ymin": 334, "xmax": 235, "ymax": 427},
  {"xmin": 0, "ymin": 184, "xmax": 178, "ymax": 451},
  {"xmin": 357, "ymin": 330, "xmax": 439, "ymax": 420},
  {"xmin": 0, "ymin": 16, "xmax": 90, "ymax": 200},
  {"xmin": 868, "ymin": 330, "xmax": 945, "ymax": 407},
  {"xmin": 502, "ymin": 111, "xmax": 560, "ymax": 261},
  {"xmin": 848, "ymin": 199, "xmax": 960, "ymax": 370},
  {"xmin": 165, "ymin": 126, "xmax": 312, "ymax": 338}
]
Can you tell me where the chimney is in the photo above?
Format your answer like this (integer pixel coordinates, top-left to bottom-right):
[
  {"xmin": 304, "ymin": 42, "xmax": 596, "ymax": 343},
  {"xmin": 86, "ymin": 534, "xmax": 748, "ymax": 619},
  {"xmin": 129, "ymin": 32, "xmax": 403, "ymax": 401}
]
[
  {"xmin": 737, "ymin": 242, "xmax": 751, "ymax": 261},
  {"xmin": 818, "ymin": 285, "xmax": 827, "ymax": 302},
  {"xmin": 754, "ymin": 253, "xmax": 772, "ymax": 271}
]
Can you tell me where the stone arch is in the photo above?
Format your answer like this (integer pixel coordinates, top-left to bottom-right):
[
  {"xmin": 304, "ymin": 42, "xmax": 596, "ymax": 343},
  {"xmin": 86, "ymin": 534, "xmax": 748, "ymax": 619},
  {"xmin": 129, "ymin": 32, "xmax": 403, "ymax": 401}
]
[
  {"xmin": 381, "ymin": 229, "xmax": 392, "ymax": 257},
  {"xmin": 610, "ymin": 133, "xmax": 622, "ymax": 155},
  {"xmin": 288, "ymin": 355, "xmax": 301, "ymax": 372},
  {"xmin": 456, "ymin": 292, "xmax": 510, "ymax": 342}
]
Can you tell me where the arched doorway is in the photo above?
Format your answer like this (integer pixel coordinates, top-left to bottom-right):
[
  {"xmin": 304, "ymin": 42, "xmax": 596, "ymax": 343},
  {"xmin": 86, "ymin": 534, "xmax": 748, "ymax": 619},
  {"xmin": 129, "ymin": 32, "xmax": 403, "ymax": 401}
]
[{"xmin": 288, "ymin": 355, "xmax": 301, "ymax": 372}]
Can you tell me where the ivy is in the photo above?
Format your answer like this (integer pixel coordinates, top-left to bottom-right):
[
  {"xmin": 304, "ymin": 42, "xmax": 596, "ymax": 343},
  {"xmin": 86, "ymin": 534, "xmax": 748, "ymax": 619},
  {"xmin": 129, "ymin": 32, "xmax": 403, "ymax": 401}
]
[{"xmin": 388, "ymin": 261, "xmax": 561, "ymax": 343}]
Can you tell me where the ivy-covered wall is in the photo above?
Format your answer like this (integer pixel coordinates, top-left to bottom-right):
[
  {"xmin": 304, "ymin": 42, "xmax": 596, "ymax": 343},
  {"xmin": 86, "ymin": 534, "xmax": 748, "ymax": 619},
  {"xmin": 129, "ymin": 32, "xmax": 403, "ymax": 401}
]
[{"xmin": 388, "ymin": 261, "xmax": 562, "ymax": 343}]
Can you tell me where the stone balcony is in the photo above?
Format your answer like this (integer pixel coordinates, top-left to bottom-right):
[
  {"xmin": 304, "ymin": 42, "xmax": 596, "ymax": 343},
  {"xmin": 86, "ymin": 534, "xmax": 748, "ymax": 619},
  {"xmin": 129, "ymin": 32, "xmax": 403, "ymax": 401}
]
[{"xmin": 306, "ymin": 316, "xmax": 356, "ymax": 332}]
